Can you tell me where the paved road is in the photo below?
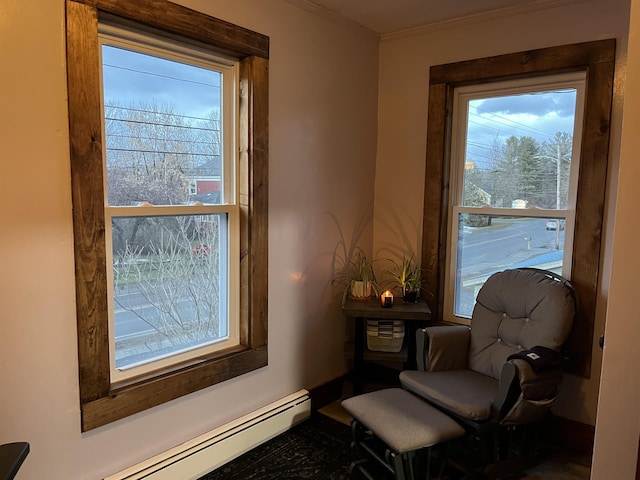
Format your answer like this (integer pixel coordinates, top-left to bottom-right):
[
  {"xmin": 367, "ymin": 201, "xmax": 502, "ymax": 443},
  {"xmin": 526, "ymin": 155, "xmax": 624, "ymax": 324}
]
[
  {"xmin": 114, "ymin": 291, "xmax": 218, "ymax": 338},
  {"xmin": 459, "ymin": 217, "xmax": 564, "ymax": 278}
]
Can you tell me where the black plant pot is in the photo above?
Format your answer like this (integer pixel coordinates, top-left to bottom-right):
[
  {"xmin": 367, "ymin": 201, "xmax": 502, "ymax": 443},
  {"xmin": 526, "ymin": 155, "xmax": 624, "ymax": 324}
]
[{"xmin": 403, "ymin": 290, "xmax": 419, "ymax": 304}]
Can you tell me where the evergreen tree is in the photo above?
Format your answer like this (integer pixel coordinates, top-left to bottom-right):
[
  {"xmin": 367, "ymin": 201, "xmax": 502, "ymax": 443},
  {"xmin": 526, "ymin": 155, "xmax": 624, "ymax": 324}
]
[
  {"xmin": 539, "ymin": 132, "xmax": 573, "ymax": 209},
  {"xmin": 497, "ymin": 135, "xmax": 541, "ymax": 207}
]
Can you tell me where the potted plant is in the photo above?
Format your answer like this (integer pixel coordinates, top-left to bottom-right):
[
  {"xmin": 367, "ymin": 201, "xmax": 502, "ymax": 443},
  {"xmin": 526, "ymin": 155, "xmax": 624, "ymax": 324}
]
[
  {"xmin": 383, "ymin": 254, "xmax": 424, "ymax": 303},
  {"xmin": 333, "ymin": 249, "xmax": 379, "ymax": 300},
  {"xmin": 347, "ymin": 250, "xmax": 380, "ymax": 300}
]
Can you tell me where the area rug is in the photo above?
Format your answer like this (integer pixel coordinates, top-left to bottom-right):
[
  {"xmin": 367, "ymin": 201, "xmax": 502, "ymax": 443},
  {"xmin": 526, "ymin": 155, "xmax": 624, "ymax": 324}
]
[{"xmin": 198, "ymin": 413, "xmax": 353, "ymax": 480}]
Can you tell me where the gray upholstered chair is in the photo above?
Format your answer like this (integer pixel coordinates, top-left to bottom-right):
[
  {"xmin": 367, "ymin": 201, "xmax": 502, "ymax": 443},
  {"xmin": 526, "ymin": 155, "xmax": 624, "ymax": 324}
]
[{"xmin": 399, "ymin": 268, "xmax": 576, "ymax": 477}]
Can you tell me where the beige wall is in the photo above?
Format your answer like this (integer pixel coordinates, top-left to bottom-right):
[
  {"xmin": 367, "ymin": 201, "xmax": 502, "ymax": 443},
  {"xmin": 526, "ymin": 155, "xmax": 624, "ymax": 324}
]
[
  {"xmin": 3, "ymin": 0, "xmax": 639, "ymax": 477},
  {"xmin": 592, "ymin": 0, "xmax": 640, "ymax": 476},
  {"xmin": 0, "ymin": 1, "xmax": 378, "ymax": 478},
  {"xmin": 374, "ymin": 0, "xmax": 630, "ymax": 427}
]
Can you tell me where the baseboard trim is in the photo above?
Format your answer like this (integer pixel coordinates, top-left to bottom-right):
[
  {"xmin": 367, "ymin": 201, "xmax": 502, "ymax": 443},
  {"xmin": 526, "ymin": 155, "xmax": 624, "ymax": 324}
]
[
  {"xmin": 542, "ymin": 414, "xmax": 594, "ymax": 459},
  {"xmin": 308, "ymin": 374, "xmax": 347, "ymax": 411}
]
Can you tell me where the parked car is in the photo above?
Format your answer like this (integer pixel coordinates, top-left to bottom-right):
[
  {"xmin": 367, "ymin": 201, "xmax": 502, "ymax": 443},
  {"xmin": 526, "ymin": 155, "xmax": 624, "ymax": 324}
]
[{"xmin": 546, "ymin": 219, "xmax": 565, "ymax": 230}]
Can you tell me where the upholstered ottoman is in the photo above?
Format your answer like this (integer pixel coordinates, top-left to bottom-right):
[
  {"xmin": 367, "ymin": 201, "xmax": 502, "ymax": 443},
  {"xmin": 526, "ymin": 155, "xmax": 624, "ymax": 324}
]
[{"xmin": 342, "ymin": 388, "xmax": 464, "ymax": 480}]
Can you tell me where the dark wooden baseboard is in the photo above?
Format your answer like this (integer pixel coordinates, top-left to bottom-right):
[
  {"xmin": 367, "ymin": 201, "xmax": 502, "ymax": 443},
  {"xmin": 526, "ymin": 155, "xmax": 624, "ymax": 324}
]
[
  {"xmin": 308, "ymin": 374, "xmax": 347, "ymax": 411},
  {"xmin": 541, "ymin": 414, "xmax": 594, "ymax": 460}
]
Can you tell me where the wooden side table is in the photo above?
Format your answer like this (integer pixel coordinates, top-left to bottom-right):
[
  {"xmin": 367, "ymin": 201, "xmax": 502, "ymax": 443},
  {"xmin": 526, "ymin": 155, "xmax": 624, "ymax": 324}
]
[{"xmin": 342, "ymin": 296, "xmax": 431, "ymax": 395}]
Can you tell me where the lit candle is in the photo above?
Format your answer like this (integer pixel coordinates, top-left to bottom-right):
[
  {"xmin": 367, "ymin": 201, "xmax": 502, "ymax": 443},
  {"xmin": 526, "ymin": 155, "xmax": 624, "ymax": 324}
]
[{"xmin": 381, "ymin": 290, "xmax": 394, "ymax": 308}]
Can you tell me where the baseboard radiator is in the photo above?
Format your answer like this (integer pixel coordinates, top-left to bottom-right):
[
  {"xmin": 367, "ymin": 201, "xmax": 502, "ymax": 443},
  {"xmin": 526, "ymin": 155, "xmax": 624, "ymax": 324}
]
[{"xmin": 104, "ymin": 389, "xmax": 311, "ymax": 480}]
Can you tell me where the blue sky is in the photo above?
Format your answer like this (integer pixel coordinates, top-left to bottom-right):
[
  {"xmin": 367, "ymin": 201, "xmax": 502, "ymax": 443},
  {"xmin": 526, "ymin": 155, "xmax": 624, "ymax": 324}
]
[
  {"xmin": 466, "ymin": 89, "xmax": 577, "ymax": 169},
  {"xmin": 101, "ymin": 45, "xmax": 221, "ymax": 120}
]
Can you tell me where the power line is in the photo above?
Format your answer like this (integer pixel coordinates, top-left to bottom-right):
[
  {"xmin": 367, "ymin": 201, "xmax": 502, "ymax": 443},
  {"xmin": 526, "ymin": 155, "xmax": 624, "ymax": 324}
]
[
  {"xmin": 469, "ymin": 105, "xmax": 554, "ymax": 138},
  {"xmin": 106, "ymin": 133, "xmax": 219, "ymax": 146},
  {"xmin": 103, "ymin": 63, "xmax": 220, "ymax": 89},
  {"xmin": 105, "ymin": 104, "xmax": 220, "ymax": 124},
  {"xmin": 468, "ymin": 116, "xmax": 550, "ymax": 141},
  {"xmin": 107, "ymin": 147, "xmax": 218, "ymax": 157},
  {"xmin": 105, "ymin": 116, "xmax": 218, "ymax": 132}
]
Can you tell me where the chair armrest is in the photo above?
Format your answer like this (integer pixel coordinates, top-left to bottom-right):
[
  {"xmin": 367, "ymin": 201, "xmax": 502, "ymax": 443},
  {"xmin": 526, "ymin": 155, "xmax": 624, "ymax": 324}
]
[
  {"xmin": 494, "ymin": 358, "xmax": 564, "ymax": 424},
  {"xmin": 493, "ymin": 362, "xmax": 520, "ymax": 418},
  {"xmin": 416, "ymin": 325, "xmax": 470, "ymax": 372}
]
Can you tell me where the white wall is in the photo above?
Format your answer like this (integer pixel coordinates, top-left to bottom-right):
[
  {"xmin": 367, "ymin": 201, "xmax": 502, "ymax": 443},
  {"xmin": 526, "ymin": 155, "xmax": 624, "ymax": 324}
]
[
  {"xmin": 374, "ymin": 0, "xmax": 630, "ymax": 428},
  {"xmin": 592, "ymin": 0, "xmax": 640, "ymax": 476},
  {"xmin": 0, "ymin": 1, "xmax": 378, "ymax": 478}
]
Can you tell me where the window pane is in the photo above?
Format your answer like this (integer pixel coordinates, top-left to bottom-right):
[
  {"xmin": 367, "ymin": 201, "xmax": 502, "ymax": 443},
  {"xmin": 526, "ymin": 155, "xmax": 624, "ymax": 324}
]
[
  {"xmin": 454, "ymin": 214, "xmax": 564, "ymax": 318},
  {"xmin": 102, "ymin": 45, "xmax": 223, "ymax": 206},
  {"xmin": 112, "ymin": 213, "xmax": 228, "ymax": 370},
  {"xmin": 464, "ymin": 90, "xmax": 576, "ymax": 210}
]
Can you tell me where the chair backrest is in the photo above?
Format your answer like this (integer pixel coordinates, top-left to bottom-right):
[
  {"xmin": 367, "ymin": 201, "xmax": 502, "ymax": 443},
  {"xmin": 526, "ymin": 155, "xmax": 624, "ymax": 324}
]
[{"xmin": 468, "ymin": 268, "xmax": 575, "ymax": 380}]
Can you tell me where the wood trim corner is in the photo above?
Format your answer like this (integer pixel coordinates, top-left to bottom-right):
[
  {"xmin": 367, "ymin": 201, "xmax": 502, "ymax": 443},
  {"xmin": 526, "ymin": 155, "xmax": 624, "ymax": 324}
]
[{"xmin": 66, "ymin": 0, "xmax": 269, "ymax": 431}]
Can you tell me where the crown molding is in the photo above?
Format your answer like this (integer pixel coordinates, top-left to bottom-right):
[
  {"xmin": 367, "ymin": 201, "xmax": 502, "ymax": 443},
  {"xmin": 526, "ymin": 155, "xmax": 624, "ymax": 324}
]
[
  {"xmin": 285, "ymin": 0, "xmax": 585, "ymax": 42},
  {"xmin": 381, "ymin": 0, "xmax": 583, "ymax": 41}
]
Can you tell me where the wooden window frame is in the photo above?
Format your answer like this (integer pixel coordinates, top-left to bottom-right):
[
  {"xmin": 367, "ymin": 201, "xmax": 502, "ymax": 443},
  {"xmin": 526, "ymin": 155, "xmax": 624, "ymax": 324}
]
[
  {"xmin": 421, "ymin": 40, "xmax": 615, "ymax": 378},
  {"xmin": 66, "ymin": 0, "xmax": 269, "ymax": 431}
]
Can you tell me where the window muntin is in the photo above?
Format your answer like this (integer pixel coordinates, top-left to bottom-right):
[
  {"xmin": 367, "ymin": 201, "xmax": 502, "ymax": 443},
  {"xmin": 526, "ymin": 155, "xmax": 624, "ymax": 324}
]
[
  {"xmin": 445, "ymin": 73, "xmax": 585, "ymax": 321},
  {"xmin": 99, "ymin": 27, "xmax": 240, "ymax": 381}
]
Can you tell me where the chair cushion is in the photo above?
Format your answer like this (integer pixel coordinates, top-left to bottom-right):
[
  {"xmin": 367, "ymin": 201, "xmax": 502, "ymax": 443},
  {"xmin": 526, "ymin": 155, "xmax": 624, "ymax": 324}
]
[
  {"xmin": 341, "ymin": 388, "xmax": 465, "ymax": 453},
  {"xmin": 468, "ymin": 269, "xmax": 575, "ymax": 379},
  {"xmin": 399, "ymin": 369, "xmax": 498, "ymax": 421}
]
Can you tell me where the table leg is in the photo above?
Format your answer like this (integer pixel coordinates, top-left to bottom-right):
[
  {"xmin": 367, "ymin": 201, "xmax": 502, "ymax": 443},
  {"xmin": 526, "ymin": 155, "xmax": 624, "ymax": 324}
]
[
  {"xmin": 406, "ymin": 322, "xmax": 417, "ymax": 370},
  {"xmin": 353, "ymin": 316, "xmax": 364, "ymax": 395},
  {"xmin": 405, "ymin": 321, "xmax": 427, "ymax": 370}
]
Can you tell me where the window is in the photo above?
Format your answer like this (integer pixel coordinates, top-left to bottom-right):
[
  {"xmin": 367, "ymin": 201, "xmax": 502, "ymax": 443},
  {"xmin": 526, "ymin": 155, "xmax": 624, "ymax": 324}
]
[
  {"xmin": 445, "ymin": 73, "xmax": 585, "ymax": 322},
  {"xmin": 100, "ymin": 26, "xmax": 240, "ymax": 382},
  {"xmin": 421, "ymin": 40, "xmax": 615, "ymax": 377},
  {"xmin": 67, "ymin": 0, "xmax": 269, "ymax": 431}
]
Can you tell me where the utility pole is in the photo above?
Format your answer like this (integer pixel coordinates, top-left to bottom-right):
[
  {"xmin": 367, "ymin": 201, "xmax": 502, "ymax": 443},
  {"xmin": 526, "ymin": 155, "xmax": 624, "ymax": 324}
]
[{"xmin": 555, "ymin": 142, "xmax": 561, "ymax": 209}]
